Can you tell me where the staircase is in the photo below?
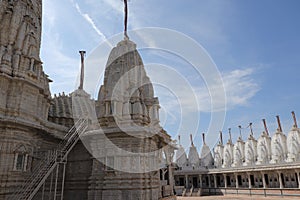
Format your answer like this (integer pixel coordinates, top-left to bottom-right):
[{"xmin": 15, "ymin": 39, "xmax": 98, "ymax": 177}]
[
  {"xmin": 9, "ymin": 119, "xmax": 89, "ymax": 200},
  {"xmin": 197, "ymin": 188, "xmax": 201, "ymax": 196},
  {"xmin": 182, "ymin": 188, "xmax": 186, "ymax": 196},
  {"xmin": 188, "ymin": 186, "xmax": 194, "ymax": 196},
  {"xmin": 192, "ymin": 188, "xmax": 199, "ymax": 196}
]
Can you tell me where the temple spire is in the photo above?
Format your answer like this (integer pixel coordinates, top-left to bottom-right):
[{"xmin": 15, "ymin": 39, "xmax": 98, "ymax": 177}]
[
  {"xmin": 292, "ymin": 111, "xmax": 298, "ymax": 128},
  {"xmin": 249, "ymin": 122, "xmax": 254, "ymax": 135},
  {"xmin": 238, "ymin": 125, "xmax": 242, "ymax": 139},
  {"xmin": 123, "ymin": 0, "xmax": 129, "ymax": 39},
  {"xmin": 219, "ymin": 131, "xmax": 223, "ymax": 145},
  {"xmin": 190, "ymin": 134, "xmax": 194, "ymax": 146},
  {"xmin": 276, "ymin": 115, "xmax": 283, "ymax": 132},
  {"xmin": 79, "ymin": 50, "xmax": 86, "ymax": 90},
  {"xmin": 262, "ymin": 119, "xmax": 269, "ymax": 135},
  {"xmin": 202, "ymin": 133, "xmax": 206, "ymax": 145},
  {"xmin": 228, "ymin": 128, "xmax": 232, "ymax": 143}
]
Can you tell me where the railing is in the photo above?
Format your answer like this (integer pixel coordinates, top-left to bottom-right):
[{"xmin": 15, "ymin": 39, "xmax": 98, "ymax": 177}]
[
  {"xmin": 225, "ymin": 187, "xmax": 300, "ymax": 197},
  {"xmin": 202, "ymin": 187, "xmax": 300, "ymax": 197},
  {"xmin": 8, "ymin": 119, "xmax": 89, "ymax": 200}
]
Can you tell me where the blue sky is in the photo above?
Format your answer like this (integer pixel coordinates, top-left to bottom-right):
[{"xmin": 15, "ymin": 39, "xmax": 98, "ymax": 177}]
[{"xmin": 41, "ymin": 0, "xmax": 300, "ymax": 151}]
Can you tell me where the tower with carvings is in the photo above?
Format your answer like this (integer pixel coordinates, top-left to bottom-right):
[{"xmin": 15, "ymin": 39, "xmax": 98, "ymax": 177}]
[
  {"xmin": 89, "ymin": 37, "xmax": 172, "ymax": 200},
  {"xmin": 84, "ymin": 1, "xmax": 176, "ymax": 199},
  {"xmin": 0, "ymin": 0, "xmax": 51, "ymax": 123},
  {"xmin": 0, "ymin": 1, "xmax": 58, "ymax": 198}
]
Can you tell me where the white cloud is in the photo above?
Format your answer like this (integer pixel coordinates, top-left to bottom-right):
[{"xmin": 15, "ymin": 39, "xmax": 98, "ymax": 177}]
[
  {"xmin": 222, "ymin": 68, "xmax": 260, "ymax": 109},
  {"xmin": 41, "ymin": 32, "xmax": 78, "ymax": 94},
  {"xmin": 101, "ymin": 0, "xmax": 123, "ymax": 13},
  {"xmin": 148, "ymin": 66, "xmax": 260, "ymax": 148},
  {"xmin": 43, "ymin": 1, "xmax": 56, "ymax": 28},
  {"xmin": 41, "ymin": 0, "xmax": 81, "ymax": 94},
  {"xmin": 41, "ymin": 1, "xmax": 259, "ymax": 105},
  {"xmin": 73, "ymin": 3, "xmax": 106, "ymax": 40},
  {"xmin": 152, "ymin": 67, "xmax": 260, "ymax": 114}
]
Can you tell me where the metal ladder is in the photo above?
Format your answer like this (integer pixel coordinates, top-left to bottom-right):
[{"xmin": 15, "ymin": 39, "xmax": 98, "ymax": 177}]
[{"xmin": 9, "ymin": 119, "xmax": 89, "ymax": 200}]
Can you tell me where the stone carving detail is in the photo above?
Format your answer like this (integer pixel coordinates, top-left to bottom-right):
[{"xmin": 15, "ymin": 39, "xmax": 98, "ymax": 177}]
[
  {"xmin": 0, "ymin": 0, "xmax": 42, "ymax": 73},
  {"xmin": 0, "ymin": 0, "xmax": 51, "ymax": 124},
  {"xmin": 188, "ymin": 145, "xmax": 199, "ymax": 168},
  {"xmin": 222, "ymin": 141, "xmax": 233, "ymax": 168},
  {"xmin": 256, "ymin": 131, "xmax": 271, "ymax": 165},
  {"xmin": 270, "ymin": 129, "xmax": 287, "ymax": 164},
  {"xmin": 97, "ymin": 39, "xmax": 160, "ymax": 128},
  {"xmin": 286, "ymin": 127, "xmax": 300, "ymax": 162},
  {"xmin": 244, "ymin": 134, "xmax": 257, "ymax": 166},
  {"xmin": 213, "ymin": 144, "xmax": 224, "ymax": 168},
  {"xmin": 232, "ymin": 137, "xmax": 245, "ymax": 167},
  {"xmin": 175, "ymin": 145, "xmax": 187, "ymax": 168}
]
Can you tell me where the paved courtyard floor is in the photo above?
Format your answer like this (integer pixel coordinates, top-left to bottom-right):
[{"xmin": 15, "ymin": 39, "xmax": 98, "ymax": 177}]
[{"xmin": 176, "ymin": 195, "xmax": 299, "ymax": 199}]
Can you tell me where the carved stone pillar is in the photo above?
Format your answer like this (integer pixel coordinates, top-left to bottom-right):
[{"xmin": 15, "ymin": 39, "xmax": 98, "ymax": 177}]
[
  {"xmin": 168, "ymin": 164, "xmax": 174, "ymax": 195},
  {"xmin": 164, "ymin": 145, "xmax": 175, "ymax": 195},
  {"xmin": 185, "ymin": 174, "xmax": 188, "ymax": 189},
  {"xmin": 208, "ymin": 175, "xmax": 212, "ymax": 188},
  {"xmin": 261, "ymin": 172, "xmax": 267, "ymax": 189},
  {"xmin": 199, "ymin": 174, "xmax": 202, "ymax": 188},
  {"xmin": 296, "ymin": 171, "xmax": 300, "ymax": 189},
  {"xmin": 213, "ymin": 174, "xmax": 217, "ymax": 188},
  {"xmin": 223, "ymin": 174, "xmax": 227, "ymax": 188},
  {"xmin": 278, "ymin": 172, "xmax": 284, "ymax": 189},
  {"xmin": 235, "ymin": 174, "xmax": 239, "ymax": 189},
  {"xmin": 247, "ymin": 173, "xmax": 252, "ymax": 189},
  {"xmin": 0, "ymin": 46, "xmax": 5, "ymax": 63},
  {"xmin": 29, "ymin": 58, "xmax": 35, "ymax": 71}
]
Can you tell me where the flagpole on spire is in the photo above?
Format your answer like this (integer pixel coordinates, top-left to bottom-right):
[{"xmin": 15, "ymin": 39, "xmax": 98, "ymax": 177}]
[
  {"xmin": 78, "ymin": 50, "xmax": 86, "ymax": 90},
  {"xmin": 123, "ymin": 0, "xmax": 129, "ymax": 39},
  {"xmin": 190, "ymin": 134, "xmax": 194, "ymax": 146},
  {"xmin": 262, "ymin": 119, "xmax": 269, "ymax": 135}
]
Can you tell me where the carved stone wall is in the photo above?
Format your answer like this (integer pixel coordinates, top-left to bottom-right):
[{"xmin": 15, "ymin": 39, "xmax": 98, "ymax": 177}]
[
  {"xmin": 0, "ymin": 120, "xmax": 62, "ymax": 199},
  {"xmin": 0, "ymin": 0, "xmax": 51, "ymax": 124},
  {"xmin": 63, "ymin": 142, "xmax": 94, "ymax": 200},
  {"xmin": 87, "ymin": 38, "xmax": 174, "ymax": 200},
  {"xmin": 84, "ymin": 130, "xmax": 162, "ymax": 200},
  {"xmin": 0, "ymin": 0, "xmax": 42, "ymax": 69}
]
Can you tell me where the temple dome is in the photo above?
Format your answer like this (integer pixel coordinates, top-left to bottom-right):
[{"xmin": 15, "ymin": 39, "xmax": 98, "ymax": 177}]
[
  {"xmin": 48, "ymin": 93, "xmax": 73, "ymax": 127},
  {"xmin": 222, "ymin": 140, "xmax": 233, "ymax": 168},
  {"xmin": 270, "ymin": 129, "xmax": 287, "ymax": 164},
  {"xmin": 213, "ymin": 143, "xmax": 224, "ymax": 168},
  {"xmin": 175, "ymin": 145, "xmax": 187, "ymax": 168},
  {"xmin": 96, "ymin": 38, "xmax": 160, "ymax": 127},
  {"xmin": 48, "ymin": 89, "xmax": 95, "ymax": 128},
  {"xmin": 286, "ymin": 126, "xmax": 300, "ymax": 162},
  {"xmin": 200, "ymin": 144, "xmax": 213, "ymax": 168},
  {"xmin": 188, "ymin": 145, "xmax": 199, "ymax": 167},
  {"xmin": 98, "ymin": 39, "xmax": 154, "ymax": 102},
  {"xmin": 232, "ymin": 137, "xmax": 245, "ymax": 167},
  {"xmin": 256, "ymin": 131, "xmax": 271, "ymax": 165},
  {"xmin": 243, "ymin": 134, "xmax": 258, "ymax": 166}
]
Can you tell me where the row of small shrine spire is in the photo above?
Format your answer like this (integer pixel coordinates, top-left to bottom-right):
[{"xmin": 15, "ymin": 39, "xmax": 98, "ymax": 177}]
[{"xmin": 178, "ymin": 111, "xmax": 298, "ymax": 147}]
